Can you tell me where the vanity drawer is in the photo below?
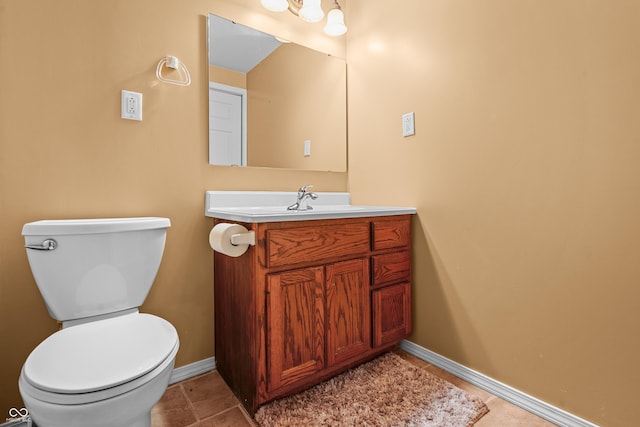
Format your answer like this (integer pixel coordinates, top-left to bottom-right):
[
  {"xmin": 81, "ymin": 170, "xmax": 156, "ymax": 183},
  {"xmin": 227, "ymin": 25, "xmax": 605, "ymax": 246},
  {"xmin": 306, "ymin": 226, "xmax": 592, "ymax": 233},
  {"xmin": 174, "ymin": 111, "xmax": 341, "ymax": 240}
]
[
  {"xmin": 267, "ymin": 223, "xmax": 370, "ymax": 267},
  {"xmin": 372, "ymin": 217, "xmax": 411, "ymax": 251},
  {"xmin": 372, "ymin": 250, "xmax": 411, "ymax": 288}
]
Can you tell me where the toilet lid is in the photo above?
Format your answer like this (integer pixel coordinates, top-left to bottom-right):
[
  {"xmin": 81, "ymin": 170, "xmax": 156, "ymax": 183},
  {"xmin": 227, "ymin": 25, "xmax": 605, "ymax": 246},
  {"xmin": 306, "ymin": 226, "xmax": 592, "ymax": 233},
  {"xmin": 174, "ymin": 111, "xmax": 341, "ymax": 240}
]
[{"xmin": 23, "ymin": 313, "xmax": 178, "ymax": 394}]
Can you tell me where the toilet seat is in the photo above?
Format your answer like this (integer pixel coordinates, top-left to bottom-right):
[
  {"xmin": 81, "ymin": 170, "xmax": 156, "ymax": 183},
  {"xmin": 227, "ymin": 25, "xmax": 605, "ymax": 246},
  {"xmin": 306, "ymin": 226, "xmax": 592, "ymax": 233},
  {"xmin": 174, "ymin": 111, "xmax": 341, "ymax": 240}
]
[{"xmin": 20, "ymin": 312, "xmax": 179, "ymax": 405}]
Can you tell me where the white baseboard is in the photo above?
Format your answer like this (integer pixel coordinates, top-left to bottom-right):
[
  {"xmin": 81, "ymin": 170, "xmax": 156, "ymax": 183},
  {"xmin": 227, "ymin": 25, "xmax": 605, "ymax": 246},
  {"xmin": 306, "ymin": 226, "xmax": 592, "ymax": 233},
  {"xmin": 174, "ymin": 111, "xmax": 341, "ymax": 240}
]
[
  {"xmin": 400, "ymin": 340, "xmax": 599, "ymax": 427},
  {"xmin": 169, "ymin": 357, "xmax": 216, "ymax": 384}
]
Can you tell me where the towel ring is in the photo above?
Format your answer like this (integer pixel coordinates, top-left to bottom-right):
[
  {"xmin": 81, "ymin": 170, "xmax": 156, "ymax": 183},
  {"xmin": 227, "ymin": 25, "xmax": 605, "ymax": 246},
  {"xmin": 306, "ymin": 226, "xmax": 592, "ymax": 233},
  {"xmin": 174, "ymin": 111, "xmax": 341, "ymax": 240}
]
[{"xmin": 156, "ymin": 56, "xmax": 191, "ymax": 86}]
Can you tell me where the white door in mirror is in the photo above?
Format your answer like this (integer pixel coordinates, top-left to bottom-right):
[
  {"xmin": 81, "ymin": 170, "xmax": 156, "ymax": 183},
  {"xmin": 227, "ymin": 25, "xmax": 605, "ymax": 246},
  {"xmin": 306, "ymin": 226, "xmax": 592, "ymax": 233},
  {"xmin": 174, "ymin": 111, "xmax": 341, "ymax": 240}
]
[{"xmin": 210, "ymin": 87, "xmax": 244, "ymax": 166}]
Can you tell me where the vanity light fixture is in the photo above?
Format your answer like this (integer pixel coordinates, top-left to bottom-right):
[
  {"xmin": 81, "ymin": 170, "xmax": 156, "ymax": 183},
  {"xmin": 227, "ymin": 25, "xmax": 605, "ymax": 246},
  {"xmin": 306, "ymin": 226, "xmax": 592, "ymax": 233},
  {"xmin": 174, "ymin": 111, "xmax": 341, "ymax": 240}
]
[
  {"xmin": 323, "ymin": 1, "xmax": 347, "ymax": 36},
  {"xmin": 260, "ymin": 0, "xmax": 347, "ymax": 36}
]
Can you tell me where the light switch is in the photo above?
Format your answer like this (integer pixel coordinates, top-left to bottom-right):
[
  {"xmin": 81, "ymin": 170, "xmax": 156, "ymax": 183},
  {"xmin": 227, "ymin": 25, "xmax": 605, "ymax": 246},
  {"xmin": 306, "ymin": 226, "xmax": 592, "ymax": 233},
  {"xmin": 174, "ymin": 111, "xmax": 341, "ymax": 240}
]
[
  {"xmin": 304, "ymin": 140, "xmax": 311, "ymax": 157},
  {"xmin": 402, "ymin": 112, "xmax": 415, "ymax": 137}
]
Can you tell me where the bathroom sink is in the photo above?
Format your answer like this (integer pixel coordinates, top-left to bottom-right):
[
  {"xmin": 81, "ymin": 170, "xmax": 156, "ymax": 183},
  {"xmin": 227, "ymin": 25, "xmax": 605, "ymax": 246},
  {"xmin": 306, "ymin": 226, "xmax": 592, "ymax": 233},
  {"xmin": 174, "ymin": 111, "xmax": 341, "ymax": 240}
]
[{"xmin": 205, "ymin": 191, "xmax": 416, "ymax": 222}]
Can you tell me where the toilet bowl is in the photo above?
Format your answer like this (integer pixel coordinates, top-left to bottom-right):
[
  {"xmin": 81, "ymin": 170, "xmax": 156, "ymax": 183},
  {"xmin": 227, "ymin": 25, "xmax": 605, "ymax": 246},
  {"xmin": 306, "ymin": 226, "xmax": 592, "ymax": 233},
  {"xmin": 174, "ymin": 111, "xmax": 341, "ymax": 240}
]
[{"xmin": 19, "ymin": 218, "xmax": 179, "ymax": 427}]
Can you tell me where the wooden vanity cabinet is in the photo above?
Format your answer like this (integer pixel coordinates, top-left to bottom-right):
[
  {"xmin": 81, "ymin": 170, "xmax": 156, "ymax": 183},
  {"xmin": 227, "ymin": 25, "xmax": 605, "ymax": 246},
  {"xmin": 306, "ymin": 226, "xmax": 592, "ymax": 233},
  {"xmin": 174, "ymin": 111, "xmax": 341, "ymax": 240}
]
[{"xmin": 213, "ymin": 215, "xmax": 412, "ymax": 414}]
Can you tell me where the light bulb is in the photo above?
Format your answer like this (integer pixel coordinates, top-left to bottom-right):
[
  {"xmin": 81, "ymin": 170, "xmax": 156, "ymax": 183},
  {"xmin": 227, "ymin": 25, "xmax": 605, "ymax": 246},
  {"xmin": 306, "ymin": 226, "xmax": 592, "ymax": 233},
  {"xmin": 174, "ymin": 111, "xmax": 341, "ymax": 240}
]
[
  {"xmin": 324, "ymin": 8, "xmax": 347, "ymax": 36},
  {"xmin": 261, "ymin": 0, "xmax": 288, "ymax": 13},
  {"xmin": 299, "ymin": 0, "xmax": 324, "ymax": 23}
]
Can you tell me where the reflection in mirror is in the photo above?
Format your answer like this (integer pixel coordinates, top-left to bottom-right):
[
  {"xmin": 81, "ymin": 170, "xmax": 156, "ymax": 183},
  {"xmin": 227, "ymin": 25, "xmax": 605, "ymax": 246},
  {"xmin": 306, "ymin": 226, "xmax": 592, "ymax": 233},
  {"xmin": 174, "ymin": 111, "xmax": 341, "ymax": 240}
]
[{"xmin": 207, "ymin": 14, "xmax": 347, "ymax": 171}]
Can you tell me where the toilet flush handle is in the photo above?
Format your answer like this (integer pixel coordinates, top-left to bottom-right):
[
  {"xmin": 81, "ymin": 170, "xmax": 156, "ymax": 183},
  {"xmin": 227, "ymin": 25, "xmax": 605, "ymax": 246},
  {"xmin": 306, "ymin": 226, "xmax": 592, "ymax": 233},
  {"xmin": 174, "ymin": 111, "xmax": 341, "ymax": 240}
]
[{"xmin": 25, "ymin": 239, "xmax": 57, "ymax": 251}]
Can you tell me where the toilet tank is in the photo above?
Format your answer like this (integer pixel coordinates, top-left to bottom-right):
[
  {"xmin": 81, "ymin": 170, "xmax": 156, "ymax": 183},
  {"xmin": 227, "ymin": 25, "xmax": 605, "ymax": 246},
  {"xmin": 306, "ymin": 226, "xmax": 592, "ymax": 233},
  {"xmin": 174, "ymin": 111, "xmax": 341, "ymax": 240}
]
[{"xmin": 22, "ymin": 217, "xmax": 170, "ymax": 322}]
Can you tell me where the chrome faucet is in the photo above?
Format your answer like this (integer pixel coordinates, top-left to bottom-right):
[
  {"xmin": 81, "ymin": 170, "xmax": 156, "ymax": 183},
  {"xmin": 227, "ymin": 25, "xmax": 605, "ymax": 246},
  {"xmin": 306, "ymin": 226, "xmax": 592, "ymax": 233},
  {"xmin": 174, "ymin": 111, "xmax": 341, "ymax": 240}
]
[{"xmin": 287, "ymin": 185, "xmax": 319, "ymax": 211}]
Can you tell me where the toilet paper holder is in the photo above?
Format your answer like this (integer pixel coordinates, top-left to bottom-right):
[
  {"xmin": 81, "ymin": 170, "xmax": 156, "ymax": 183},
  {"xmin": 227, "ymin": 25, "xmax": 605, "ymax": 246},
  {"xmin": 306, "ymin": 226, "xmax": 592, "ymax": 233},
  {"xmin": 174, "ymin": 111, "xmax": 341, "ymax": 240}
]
[
  {"xmin": 210, "ymin": 223, "xmax": 255, "ymax": 257},
  {"xmin": 230, "ymin": 230, "xmax": 255, "ymax": 246}
]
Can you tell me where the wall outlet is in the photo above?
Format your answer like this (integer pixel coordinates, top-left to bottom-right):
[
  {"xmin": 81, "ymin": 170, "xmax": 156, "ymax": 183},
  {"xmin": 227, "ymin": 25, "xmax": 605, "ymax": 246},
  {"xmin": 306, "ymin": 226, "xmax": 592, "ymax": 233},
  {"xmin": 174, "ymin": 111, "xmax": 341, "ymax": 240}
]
[
  {"xmin": 402, "ymin": 112, "xmax": 415, "ymax": 137},
  {"xmin": 121, "ymin": 90, "xmax": 142, "ymax": 121}
]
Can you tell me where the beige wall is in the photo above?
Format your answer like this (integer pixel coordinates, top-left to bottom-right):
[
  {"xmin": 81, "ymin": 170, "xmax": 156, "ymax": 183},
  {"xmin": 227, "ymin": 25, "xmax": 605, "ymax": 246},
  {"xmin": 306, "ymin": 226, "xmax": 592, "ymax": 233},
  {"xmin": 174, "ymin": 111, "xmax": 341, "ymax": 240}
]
[
  {"xmin": 347, "ymin": 1, "xmax": 640, "ymax": 426},
  {"xmin": 0, "ymin": 0, "xmax": 346, "ymax": 410},
  {"xmin": 210, "ymin": 64, "xmax": 247, "ymax": 89}
]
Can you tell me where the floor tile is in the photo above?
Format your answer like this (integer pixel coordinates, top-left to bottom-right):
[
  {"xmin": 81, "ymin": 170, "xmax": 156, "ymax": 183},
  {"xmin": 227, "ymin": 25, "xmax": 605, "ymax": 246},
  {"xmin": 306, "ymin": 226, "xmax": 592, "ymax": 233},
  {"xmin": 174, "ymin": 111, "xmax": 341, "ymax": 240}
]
[
  {"xmin": 196, "ymin": 407, "xmax": 255, "ymax": 427},
  {"xmin": 181, "ymin": 371, "xmax": 239, "ymax": 420},
  {"xmin": 476, "ymin": 396, "xmax": 558, "ymax": 426},
  {"xmin": 150, "ymin": 384, "xmax": 197, "ymax": 427}
]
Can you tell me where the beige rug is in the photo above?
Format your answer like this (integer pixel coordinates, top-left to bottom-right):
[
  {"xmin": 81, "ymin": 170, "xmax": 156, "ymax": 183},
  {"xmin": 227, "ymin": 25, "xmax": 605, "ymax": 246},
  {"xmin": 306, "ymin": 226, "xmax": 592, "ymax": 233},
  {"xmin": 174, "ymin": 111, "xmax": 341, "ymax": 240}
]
[{"xmin": 255, "ymin": 352, "xmax": 489, "ymax": 426}]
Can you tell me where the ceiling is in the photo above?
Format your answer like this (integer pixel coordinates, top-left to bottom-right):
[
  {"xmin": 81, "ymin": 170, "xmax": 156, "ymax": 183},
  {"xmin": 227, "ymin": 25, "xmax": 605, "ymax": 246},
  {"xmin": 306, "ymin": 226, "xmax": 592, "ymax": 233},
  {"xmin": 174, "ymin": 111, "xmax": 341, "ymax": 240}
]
[{"xmin": 208, "ymin": 14, "xmax": 282, "ymax": 73}]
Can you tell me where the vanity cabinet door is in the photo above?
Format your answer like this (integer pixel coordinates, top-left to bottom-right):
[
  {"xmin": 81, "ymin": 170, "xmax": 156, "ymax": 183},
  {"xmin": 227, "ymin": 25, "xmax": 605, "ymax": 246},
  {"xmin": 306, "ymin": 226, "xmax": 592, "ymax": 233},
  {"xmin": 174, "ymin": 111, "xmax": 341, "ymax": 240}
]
[
  {"xmin": 372, "ymin": 282, "xmax": 412, "ymax": 348},
  {"xmin": 266, "ymin": 267, "xmax": 325, "ymax": 392},
  {"xmin": 326, "ymin": 258, "xmax": 371, "ymax": 365}
]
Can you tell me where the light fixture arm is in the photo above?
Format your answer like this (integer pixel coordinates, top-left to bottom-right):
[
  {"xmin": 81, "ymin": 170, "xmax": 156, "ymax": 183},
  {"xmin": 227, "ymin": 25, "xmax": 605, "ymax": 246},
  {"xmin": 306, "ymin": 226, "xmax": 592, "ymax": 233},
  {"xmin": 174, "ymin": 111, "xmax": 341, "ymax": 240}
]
[
  {"xmin": 286, "ymin": 0, "xmax": 343, "ymax": 15},
  {"xmin": 287, "ymin": 0, "xmax": 303, "ymax": 16}
]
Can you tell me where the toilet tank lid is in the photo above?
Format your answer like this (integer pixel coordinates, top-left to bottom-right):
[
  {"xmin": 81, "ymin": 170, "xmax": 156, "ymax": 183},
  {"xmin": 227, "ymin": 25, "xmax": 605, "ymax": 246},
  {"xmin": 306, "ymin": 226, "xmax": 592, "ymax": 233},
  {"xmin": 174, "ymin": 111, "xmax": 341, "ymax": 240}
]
[{"xmin": 22, "ymin": 217, "xmax": 171, "ymax": 236}]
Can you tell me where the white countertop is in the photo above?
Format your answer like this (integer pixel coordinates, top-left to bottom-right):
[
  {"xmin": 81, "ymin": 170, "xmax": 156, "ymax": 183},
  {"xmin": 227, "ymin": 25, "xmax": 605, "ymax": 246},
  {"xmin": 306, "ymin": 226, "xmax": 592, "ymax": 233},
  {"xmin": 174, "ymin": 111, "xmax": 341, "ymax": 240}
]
[{"xmin": 205, "ymin": 191, "xmax": 416, "ymax": 223}]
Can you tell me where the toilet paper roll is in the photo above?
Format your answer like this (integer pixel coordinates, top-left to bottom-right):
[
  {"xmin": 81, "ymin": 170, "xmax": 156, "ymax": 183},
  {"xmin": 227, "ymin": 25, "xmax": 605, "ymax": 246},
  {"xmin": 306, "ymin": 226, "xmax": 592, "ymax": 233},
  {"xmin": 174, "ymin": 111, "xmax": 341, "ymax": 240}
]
[{"xmin": 209, "ymin": 223, "xmax": 251, "ymax": 257}]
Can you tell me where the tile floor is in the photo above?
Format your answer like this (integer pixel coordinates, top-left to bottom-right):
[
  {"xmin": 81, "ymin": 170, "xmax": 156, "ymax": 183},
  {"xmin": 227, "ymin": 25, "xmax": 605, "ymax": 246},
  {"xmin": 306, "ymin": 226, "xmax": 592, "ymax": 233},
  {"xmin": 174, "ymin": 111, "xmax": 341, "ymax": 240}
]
[{"xmin": 151, "ymin": 350, "xmax": 558, "ymax": 427}]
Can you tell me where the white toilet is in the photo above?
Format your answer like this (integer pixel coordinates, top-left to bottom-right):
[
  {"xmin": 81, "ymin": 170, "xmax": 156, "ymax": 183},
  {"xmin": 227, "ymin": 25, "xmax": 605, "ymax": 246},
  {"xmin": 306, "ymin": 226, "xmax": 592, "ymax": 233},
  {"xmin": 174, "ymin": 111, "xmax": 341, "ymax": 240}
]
[{"xmin": 19, "ymin": 217, "xmax": 179, "ymax": 427}]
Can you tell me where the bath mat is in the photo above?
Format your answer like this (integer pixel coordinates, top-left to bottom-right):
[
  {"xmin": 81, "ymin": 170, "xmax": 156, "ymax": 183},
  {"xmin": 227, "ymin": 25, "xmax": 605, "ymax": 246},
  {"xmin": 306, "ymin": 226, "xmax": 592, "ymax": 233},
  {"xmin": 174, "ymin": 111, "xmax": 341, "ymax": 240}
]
[{"xmin": 255, "ymin": 352, "xmax": 489, "ymax": 426}]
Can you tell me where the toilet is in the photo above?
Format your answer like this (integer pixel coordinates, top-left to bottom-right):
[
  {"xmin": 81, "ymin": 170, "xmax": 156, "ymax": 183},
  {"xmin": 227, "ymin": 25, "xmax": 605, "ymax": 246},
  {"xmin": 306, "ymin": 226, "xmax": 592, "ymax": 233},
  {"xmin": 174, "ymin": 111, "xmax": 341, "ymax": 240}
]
[{"xmin": 19, "ymin": 217, "xmax": 179, "ymax": 427}]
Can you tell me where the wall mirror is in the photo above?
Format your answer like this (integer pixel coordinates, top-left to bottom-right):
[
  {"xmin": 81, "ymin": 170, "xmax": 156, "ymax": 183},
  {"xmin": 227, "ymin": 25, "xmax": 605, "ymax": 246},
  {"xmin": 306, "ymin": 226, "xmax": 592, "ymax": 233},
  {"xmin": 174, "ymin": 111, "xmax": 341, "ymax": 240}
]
[{"xmin": 207, "ymin": 14, "xmax": 347, "ymax": 171}]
